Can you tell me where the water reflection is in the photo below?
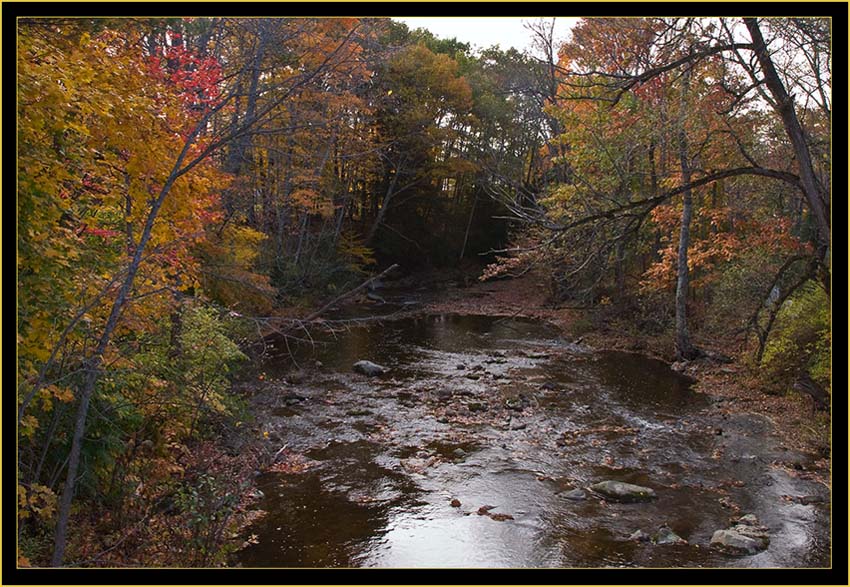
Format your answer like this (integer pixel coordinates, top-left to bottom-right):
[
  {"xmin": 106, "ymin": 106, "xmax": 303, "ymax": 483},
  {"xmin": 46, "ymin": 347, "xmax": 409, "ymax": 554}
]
[{"xmin": 236, "ymin": 314, "xmax": 830, "ymax": 568}]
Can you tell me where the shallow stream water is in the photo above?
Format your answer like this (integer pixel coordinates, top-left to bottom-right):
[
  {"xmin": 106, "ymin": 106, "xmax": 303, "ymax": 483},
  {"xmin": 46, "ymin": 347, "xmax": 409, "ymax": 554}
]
[{"xmin": 234, "ymin": 309, "xmax": 830, "ymax": 568}]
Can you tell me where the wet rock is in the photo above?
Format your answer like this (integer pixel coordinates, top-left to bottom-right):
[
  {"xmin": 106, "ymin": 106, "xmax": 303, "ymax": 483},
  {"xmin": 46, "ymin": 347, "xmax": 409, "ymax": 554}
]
[
  {"xmin": 489, "ymin": 513, "xmax": 514, "ymax": 521},
  {"xmin": 526, "ymin": 351, "xmax": 550, "ymax": 359},
  {"xmin": 353, "ymin": 360, "xmax": 388, "ymax": 376},
  {"xmin": 314, "ymin": 360, "xmax": 323, "ymax": 369},
  {"xmin": 467, "ymin": 401, "xmax": 488, "ymax": 412},
  {"xmin": 779, "ymin": 450, "xmax": 817, "ymax": 470},
  {"xmin": 590, "ymin": 480, "xmax": 657, "ymax": 502},
  {"xmin": 345, "ymin": 408, "xmax": 372, "ymax": 417},
  {"xmin": 509, "ymin": 422, "xmax": 527, "ymax": 431},
  {"xmin": 711, "ymin": 514, "xmax": 770, "ymax": 554},
  {"xmin": 452, "ymin": 448, "xmax": 467, "ymax": 458},
  {"xmin": 450, "ymin": 498, "xmax": 461, "ymax": 507},
  {"xmin": 477, "ymin": 505, "xmax": 497, "ymax": 515},
  {"xmin": 541, "ymin": 382, "xmax": 559, "ymax": 391},
  {"xmin": 562, "ymin": 488, "xmax": 587, "ymax": 501},
  {"xmin": 504, "ymin": 397, "xmax": 524, "ymax": 411},
  {"xmin": 710, "ymin": 529, "xmax": 767, "ymax": 554},
  {"xmin": 456, "ymin": 364, "xmax": 467, "ymax": 370},
  {"xmin": 434, "ymin": 389, "xmax": 453, "ymax": 401},
  {"xmin": 671, "ymin": 361, "xmax": 688, "ymax": 373},
  {"xmin": 285, "ymin": 370, "xmax": 308, "ymax": 385},
  {"xmin": 436, "ymin": 416, "xmax": 450, "ymax": 424},
  {"xmin": 733, "ymin": 524, "xmax": 769, "ymax": 542},
  {"xmin": 793, "ymin": 495, "xmax": 825, "ymax": 505},
  {"xmin": 654, "ymin": 525, "xmax": 687, "ymax": 545},
  {"xmin": 281, "ymin": 392, "xmax": 308, "ymax": 406},
  {"xmin": 484, "ymin": 357, "xmax": 508, "ymax": 364},
  {"xmin": 628, "ymin": 529, "xmax": 651, "ymax": 542},
  {"xmin": 464, "ymin": 373, "xmax": 481, "ymax": 380}
]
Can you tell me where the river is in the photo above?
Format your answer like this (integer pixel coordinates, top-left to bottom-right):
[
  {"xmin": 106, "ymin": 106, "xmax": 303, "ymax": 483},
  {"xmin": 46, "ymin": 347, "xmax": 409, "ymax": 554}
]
[{"xmin": 232, "ymin": 295, "xmax": 830, "ymax": 568}]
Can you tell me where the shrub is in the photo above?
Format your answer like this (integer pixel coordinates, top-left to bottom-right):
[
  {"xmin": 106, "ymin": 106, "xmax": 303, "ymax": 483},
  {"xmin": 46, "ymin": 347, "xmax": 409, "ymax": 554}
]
[{"xmin": 760, "ymin": 281, "xmax": 830, "ymax": 391}]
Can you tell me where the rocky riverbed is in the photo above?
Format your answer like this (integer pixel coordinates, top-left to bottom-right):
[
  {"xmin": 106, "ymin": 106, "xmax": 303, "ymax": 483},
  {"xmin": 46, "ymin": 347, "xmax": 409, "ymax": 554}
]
[{"xmin": 232, "ymin": 310, "xmax": 830, "ymax": 568}]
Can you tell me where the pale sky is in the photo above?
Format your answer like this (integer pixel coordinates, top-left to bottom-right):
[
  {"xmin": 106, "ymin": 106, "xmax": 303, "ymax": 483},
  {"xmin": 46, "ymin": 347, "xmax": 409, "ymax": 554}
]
[{"xmin": 393, "ymin": 17, "xmax": 581, "ymax": 54}]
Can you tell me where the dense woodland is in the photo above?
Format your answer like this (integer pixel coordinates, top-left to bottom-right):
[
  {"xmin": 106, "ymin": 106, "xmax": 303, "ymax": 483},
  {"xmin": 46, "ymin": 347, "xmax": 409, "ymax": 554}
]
[{"xmin": 17, "ymin": 17, "xmax": 830, "ymax": 567}]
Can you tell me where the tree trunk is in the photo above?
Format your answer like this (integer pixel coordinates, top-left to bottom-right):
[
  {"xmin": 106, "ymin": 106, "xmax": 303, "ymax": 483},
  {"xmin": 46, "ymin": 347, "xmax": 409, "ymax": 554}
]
[
  {"xmin": 366, "ymin": 166, "xmax": 401, "ymax": 245},
  {"xmin": 615, "ymin": 238, "xmax": 626, "ymax": 304},
  {"xmin": 459, "ymin": 194, "xmax": 478, "ymax": 261},
  {"xmin": 49, "ymin": 102, "xmax": 212, "ymax": 565},
  {"xmin": 674, "ymin": 65, "xmax": 699, "ymax": 361},
  {"xmin": 744, "ymin": 18, "xmax": 830, "ymax": 251},
  {"xmin": 52, "ymin": 173, "xmax": 180, "ymax": 566},
  {"xmin": 225, "ymin": 23, "xmax": 268, "ymax": 176}
]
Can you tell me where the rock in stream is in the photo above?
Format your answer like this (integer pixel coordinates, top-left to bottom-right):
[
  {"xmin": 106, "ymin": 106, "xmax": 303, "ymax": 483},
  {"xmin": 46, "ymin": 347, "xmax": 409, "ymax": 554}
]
[
  {"xmin": 353, "ymin": 360, "xmax": 388, "ymax": 376},
  {"xmin": 590, "ymin": 480, "xmax": 657, "ymax": 502},
  {"xmin": 710, "ymin": 513, "xmax": 770, "ymax": 555}
]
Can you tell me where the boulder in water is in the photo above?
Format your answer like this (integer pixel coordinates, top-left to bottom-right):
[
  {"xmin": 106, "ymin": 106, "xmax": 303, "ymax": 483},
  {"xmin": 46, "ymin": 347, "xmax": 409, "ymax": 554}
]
[
  {"xmin": 562, "ymin": 488, "xmax": 587, "ymax": 501},
  {"xmin": 285, "ymin": 370, "xmax": 308, "ymax": 385},
  {"xmin": 710, "ymin": 513, "xmax": 770, "ymax": 554},
  {"xmin": 353, "ymin": 360, "xmax": 388, "ymax": 376},
  {"xmin": 710, "ymin": 528, "xmax": 767, "ymax": 554},
  {"xmin": 590, "ymin": 480, "xmax": 657, "ymax": 502},
  {"xmin": 504, "ymin": 397, "xmax": 524, "ymax": 411},
  {"xmin": 654, "ymin": 524, "xmax": 687, "ymax": 545},
  {"xmin": 466, "ymin": 401, "xmax": 488, "ymax": 412}
]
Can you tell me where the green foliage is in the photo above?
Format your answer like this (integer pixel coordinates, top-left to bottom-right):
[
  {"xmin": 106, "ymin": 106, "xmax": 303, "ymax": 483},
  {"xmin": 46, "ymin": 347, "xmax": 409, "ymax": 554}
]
[
  {"xmin": 173, "ymin": 473, "xmax": 242, "ymax": 566},
  {"xmin": 177, "ymin": 305, "xmax": 248, "ymax": 435},
  {"xmin": 760, "ymin": 282, "xmax": 830, "ymax": 389}
]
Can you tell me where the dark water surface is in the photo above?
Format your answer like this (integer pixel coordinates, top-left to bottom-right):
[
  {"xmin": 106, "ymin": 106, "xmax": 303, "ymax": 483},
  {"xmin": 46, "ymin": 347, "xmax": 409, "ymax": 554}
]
[{"xmin": 235, "ymin": 314, "xmax": 830, "ymax": 568}]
